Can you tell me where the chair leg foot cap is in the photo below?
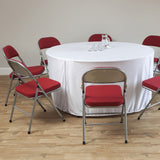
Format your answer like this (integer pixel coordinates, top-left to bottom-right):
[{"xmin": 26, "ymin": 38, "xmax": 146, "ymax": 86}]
[
  {"xmin": 137, "ymin": 117, "xmax": 140, "ymax": 120},
  {"xmin": 5, "ymin": 104, "xmax": 7, "ymax": 106},
  {"xmin": 28, "ymin": 131, "xmax": 31, "ymax": 134},
  {"xmin": 44, "ymin": 109, "xmax": 47, "ymax": 112},
  {"xmin": 9, "ymin": 120, "xmax": 12, "ymax": 123},
  {"xmin": 158, "ymin": 108, "xmax": 160, "ymax": 110},
  {"xmin": 83, "ymin": 141, "xmax": 85, "ymax": 145},
  {"xmin": 63, "ymin": 119, "xmax": 66, "ymax": 122},
  {"xmin": 125, "ymin": 140, "xmax": 128, "ymax": 144}
]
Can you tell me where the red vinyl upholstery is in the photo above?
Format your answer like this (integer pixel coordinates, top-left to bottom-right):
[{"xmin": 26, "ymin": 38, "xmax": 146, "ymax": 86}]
[
  {"xmin": 142, "ymin": 76, "xmax": 160, "ymax": 91},
  {"xmin": 85, "ymin": 85, "xmax": 123, "ymax": 106},
  {"xmin": 38, "ymin": 37, "xmax": 60, "ymax": 50},
  {"xmin": 9, "ymin": 65, "xmax": 44, "ymax": 78},
  {"xmin": 3, "ymin": 45, "xmax": 19, "ymax": 59},
  {"xmin": 16, "ymin": 77, "xmax": 60, "ymax": 98},
  {"xmin": 142, "ymin": 35, "xmax": 160, "ymax": 47}
]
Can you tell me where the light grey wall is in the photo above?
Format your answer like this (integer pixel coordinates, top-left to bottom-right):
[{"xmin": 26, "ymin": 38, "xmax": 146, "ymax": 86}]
[{"xmin": 0, "ymin": 0, "xmax": 160, "ymax": 70}]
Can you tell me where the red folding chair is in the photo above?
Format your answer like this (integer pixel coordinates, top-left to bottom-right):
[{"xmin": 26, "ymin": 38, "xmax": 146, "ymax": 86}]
[
  {"xmin": 88, "ymin": 34, "xmax": 112, "ymax": 42},
  {"xmin": 7, "ymin": 58, "xmax": 65, "ymax": 134},
  {"xmin": 142, "ymin": 35, "xmax": 160, "ymax": 76},
  {"xmin": 82, "ymin": 68, "xmax": 128, "ymax": 144},
  {"xmin": 38, "ymin": 37, "xmax": 61, "ymax": 73},
  {"xmin": 3, "ymin": 45, "xmax": 45, "ymax": 106},
  {"xmin": 137, "ymin": 76, "xmax": 160, "ymax": 120}
]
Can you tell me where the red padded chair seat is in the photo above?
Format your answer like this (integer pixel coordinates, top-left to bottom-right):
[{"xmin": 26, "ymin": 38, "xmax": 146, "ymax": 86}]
[
  {"xmin": 154, "ymin": 57, "xmax": 159, "ymax": 63},
  {"xmin": 41, "ymin": 59, "xmax": 48, "ymax": 65},
  {"xmin": 10, "ymin": 65, "xmax": 45, "ymax": 79},
  {"xmin": 16, "ymin": 77, "xmax": 60, "ymax": 98},
  {"xmin": 142, "ymin": 76, "xmax": 160, "ymax": 91},
  {"xmin": 28, "ymin": 65, "xmax": 45, "ymax": 75},
  {"xmin": 85, "ymin": 85, "xmax": 123, "ymax": 107}
]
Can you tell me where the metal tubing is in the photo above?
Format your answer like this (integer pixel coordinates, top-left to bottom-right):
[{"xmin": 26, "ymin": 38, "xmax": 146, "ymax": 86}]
[
  {"xmin": 43, "ymin": 93, "xmax": 65, "ymax": 121},
  {"xmin": 124, "ymin": 104, "xmax": 128, "ymax": 143},
  {"xmin": 5, "ymin": 74, "xmax": 14, "ymax": 106},
  {"xmin": 10, "ymin": 91, "xmax": 17, "ymax": 121},
  {"xmin": 28, "ymin": 88, "xmax": 38, "ymax": 133},
  {"xmin": 138, "ymin": 92, "xmax": 158, "ymax": 119},
  {"xmin": 37, "ymin": 99, "xmax": 46, "ymax": 112},
  {"xmin": 82, "ymin": 94, "xmax": 86, "ymax": 144}
]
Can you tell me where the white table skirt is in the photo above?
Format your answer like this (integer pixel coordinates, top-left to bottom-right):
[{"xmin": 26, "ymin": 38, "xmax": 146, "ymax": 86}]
[{"xmin": 46, "ymin": 42, "xmax": 154, "ymax": 116}]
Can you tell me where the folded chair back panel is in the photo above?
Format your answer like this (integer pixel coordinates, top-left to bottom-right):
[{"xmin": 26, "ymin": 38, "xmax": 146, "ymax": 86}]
[
  {"xmin": 82, "ymin": 68, "xmax": 126, "ymax": 91},
  {"xmin": 8, "ymin": 59, "xmax": 31, "ymax": 77}
]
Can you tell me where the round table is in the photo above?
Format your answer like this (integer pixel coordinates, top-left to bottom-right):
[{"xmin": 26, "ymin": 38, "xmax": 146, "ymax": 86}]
[{"xmin": 46, "ymin": 42, "xmax": 154, "ymax": 116}]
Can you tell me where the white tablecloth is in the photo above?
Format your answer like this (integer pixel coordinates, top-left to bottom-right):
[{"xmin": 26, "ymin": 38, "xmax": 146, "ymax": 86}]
[{"xmin": 46, "ymin": 42, "xmax": 154, "ymax": 116}]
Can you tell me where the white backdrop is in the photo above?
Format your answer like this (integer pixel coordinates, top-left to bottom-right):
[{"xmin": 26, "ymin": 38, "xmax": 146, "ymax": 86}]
[{"xmin": 0, "ymin": 0, "xmax": 160, "ymax": 74}]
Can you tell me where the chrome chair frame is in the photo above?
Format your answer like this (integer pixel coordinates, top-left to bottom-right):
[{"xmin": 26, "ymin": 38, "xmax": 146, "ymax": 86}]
[
  {"xmin": 8, "ymin": 59, "xmax": 65, "ymax": 134},
  {"xmin": 39, "ymin": 48, "xmax": 49, "ymax": 73},
  {"xmin": 154, "ymin": 59, "xmax": 160, "ymax": 76},
  {"xmin": 82, "ymin": 68, "xmax": 128, "ymax": 144}
]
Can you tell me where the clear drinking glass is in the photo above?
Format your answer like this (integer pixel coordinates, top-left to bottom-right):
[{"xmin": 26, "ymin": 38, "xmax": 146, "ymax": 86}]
[{"xmin": 88, "ymin": 43, "xmax": 98, "ymax": 52}]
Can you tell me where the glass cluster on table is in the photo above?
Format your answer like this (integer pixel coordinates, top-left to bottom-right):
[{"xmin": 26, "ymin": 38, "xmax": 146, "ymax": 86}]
[{"xmin": 89, "ymin": 34, "xmax": 110, "ymax": 52}]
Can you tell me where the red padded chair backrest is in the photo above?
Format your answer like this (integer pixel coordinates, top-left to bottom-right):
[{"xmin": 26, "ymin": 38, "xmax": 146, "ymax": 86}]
[
  {"xmin": 88, "ymin": 34, "xmax": 112, "ymax": 42},
  {"xmin": 142, "ymin": 35, "xmax": 160, "ymax": 47},
  {"xmin": 3, "ymin": 45, "xmax": 19, "ymax": 59},
  {"xmin": 38, "ymin": 37, "xmax": 61, "ymax": 50}
]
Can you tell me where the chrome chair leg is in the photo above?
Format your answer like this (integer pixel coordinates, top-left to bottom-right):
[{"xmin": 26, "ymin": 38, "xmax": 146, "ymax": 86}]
[
  {"xmin": 28, "ymin": 100, "xmax": 37, "ymax": 134},
  {"xmin": 124, "ymin": 104, "xmax": 128, "ymax": 143},
  {"xmin": 37, "ymin": 99, "xmax": 46, "ymax": 112},
  {"xmin": 138, "ymin": 92, "xmax": 157, "ymax": 120},
  {"xmin": 120, "ymin": 106, "xmax": 124, "ymax": 123},
  {"xmin": 5, "ymin": 75, "xmax": 14, "ymax": 106},
  {"xmin": 9, "ymin": 92, "xmax": 17, "ymax": 122},
  {"xmin": 44, "ymin": 93, "xmax": 65, "ymax": 122},
  {"xmin": 28, "ymin": 89, "xmax": 39, "ymax": 134},
  {"xmin": 82, "ymin": 104, "xmax": 86, "ymax": 145}
]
